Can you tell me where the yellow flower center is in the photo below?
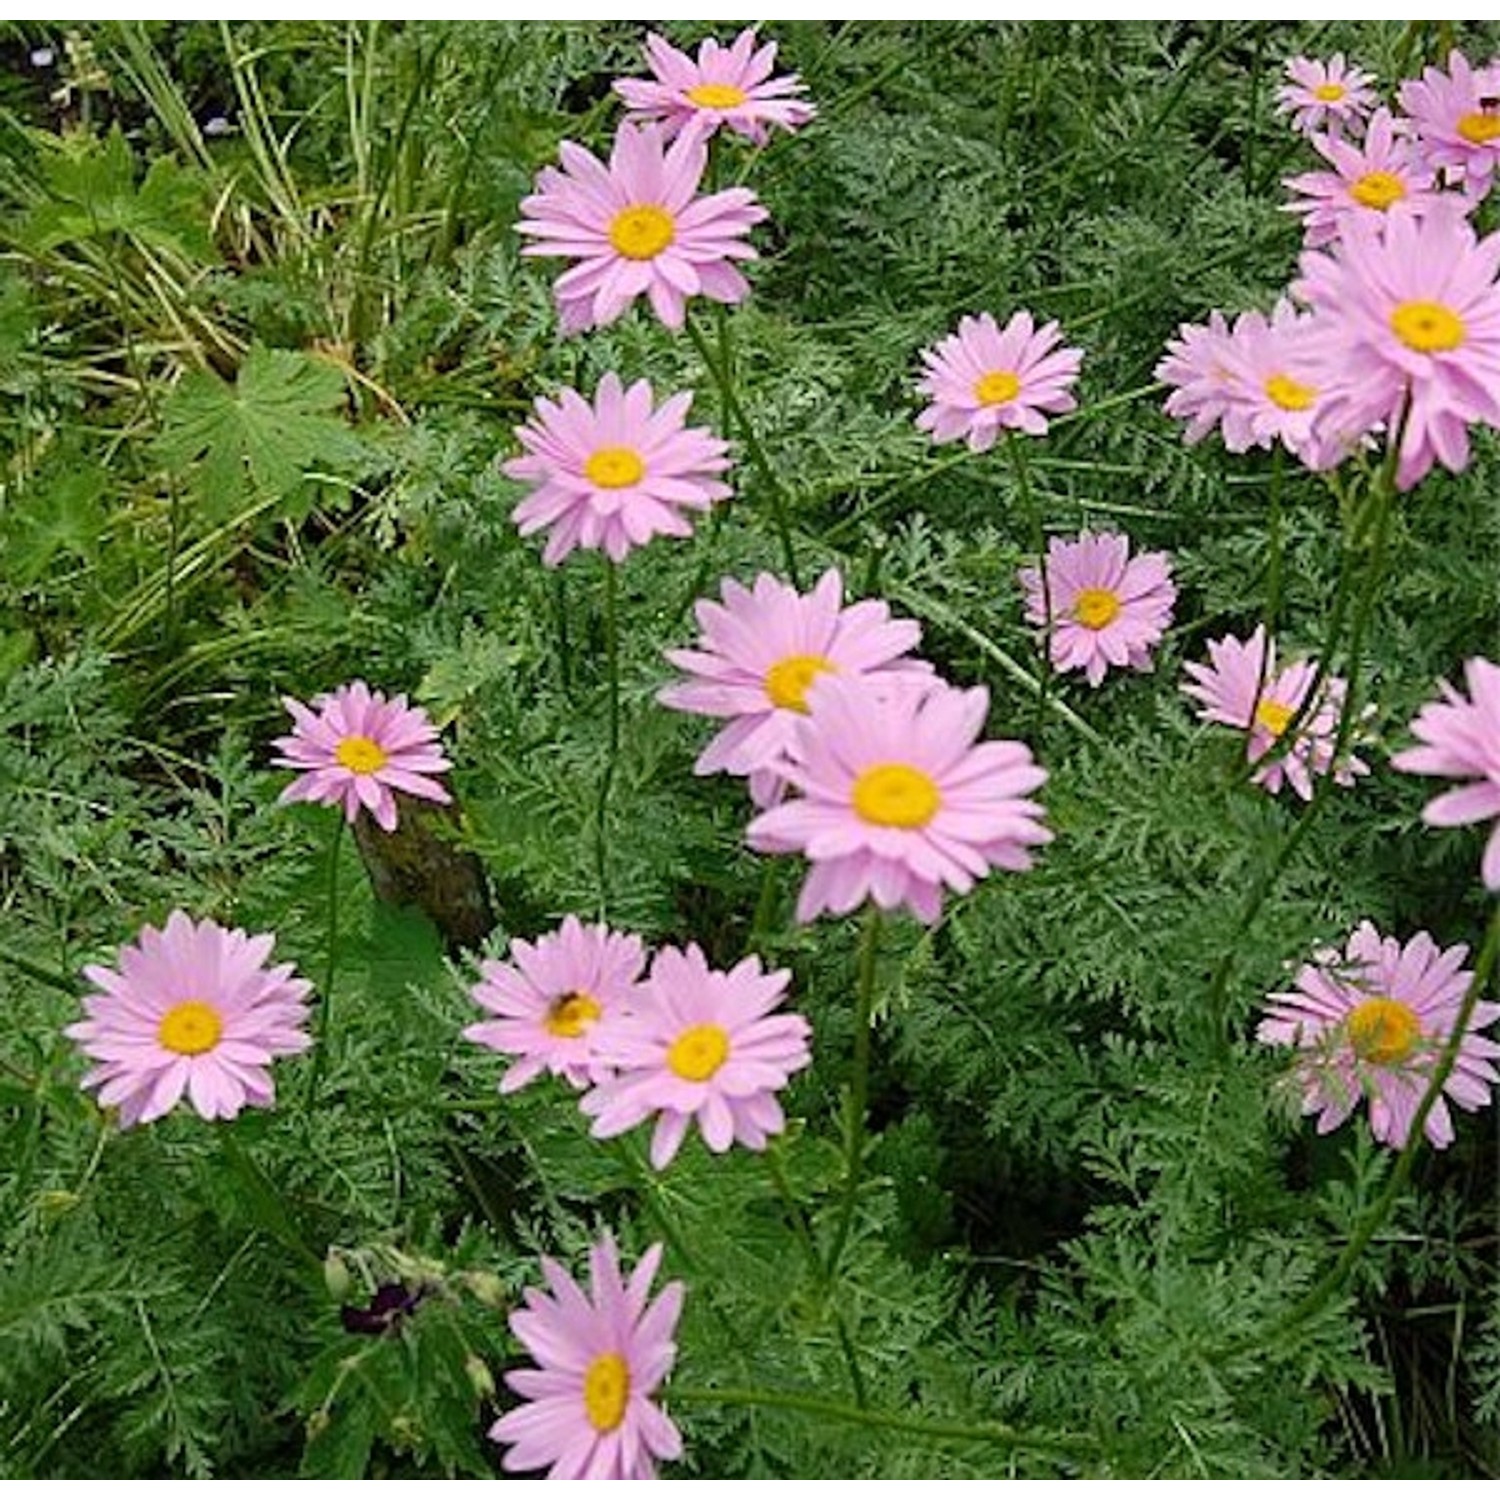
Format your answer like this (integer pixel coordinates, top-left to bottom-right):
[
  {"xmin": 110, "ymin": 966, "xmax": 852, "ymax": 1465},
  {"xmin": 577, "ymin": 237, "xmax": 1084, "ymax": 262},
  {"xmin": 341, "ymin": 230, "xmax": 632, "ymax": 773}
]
[
  {"xmin": 1458, "ymin": 110, "xmax": 1500, "ymax": 145},
  {"xmin": 1264, "ymin": 372, "xmax": 1317, "ymax": 411},
  {"xmin": 607, "ymin": 204, "xmax": 675, "ymax": 261},
  {"xmin": 686, "ymin": 82, "xmax": 748, "ymax": 109},
  {"xmin": 1072, "ymin": 587, "xmax": 1121, "ymax": 629},
  {"xmin": 764, "ymin": 653, "xmax": 835, "ymax": 712},
  {"xmin": 583, "ymin": 1352, "xmax": 630, "ymax": 1432},
  {"xmin": 1390, "ymin": 300, "xmax": 1465, "ymax": 354},
  {"xmin": 1347, "ymin": 996, "xmax": 1422, "ymax": 1067},
  {"xmin": 851, "ymin": 762, "xmax": 941, "ymax": 828},
  {"xmin": 335, "ymin": 735, "xmax": 387, "ymax": 775},
  {"xmin": 545, "ymin": 991, "xmax": 602, "ymax": 1039},
  {"xmin": 1254, "ymin": 698, "xmax": 1296, "ymax": 739},
  {"xmin": 667, "ymin": 1023, "xmax": 730, "ymax": 1082},
  {"xmin": 974, "ymin": 370, "xmax": 1022, "ymax": 406},
  {"xmin": 584, "ymin": 446, "xmax": 645, "ymax": 489},
  {"xmin": 157, "ymin": 1000, "xmax": 223, "ymax": 1057},
  {"xmin": 1313, "ymin": 82, "xmax": 1347, "ymax": 103},
  {"xmin": 1348, "ymin": 170, "xmax": 1406, "ymax": 210}
]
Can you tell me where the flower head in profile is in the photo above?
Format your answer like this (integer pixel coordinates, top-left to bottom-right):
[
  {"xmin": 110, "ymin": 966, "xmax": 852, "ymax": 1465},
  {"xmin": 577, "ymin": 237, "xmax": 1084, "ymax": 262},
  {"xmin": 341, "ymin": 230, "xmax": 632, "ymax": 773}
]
[
  {"xmin": 1182, "ymin": 626, "xmax": 1368, "ymax": 800},
  {"xmin": 1276, "ymin": 53, "xmax": 1378, "ymax": 136},
  {"xmin": 658, "ymin": 569, "xmax": 932, "ymax": 805},
  {"xmin": 1391, "ymin": 656, "xmax": 1500, "ymax": 890},
  {"xmin": 464, "ymin": 917, "xmax": 648, "ymax": 1095},
  {"xmin": 66, "ymin": 911, "xmax": 312, "ymax": 1127},
  {"xmin": 1284, "ymin": 108, "xmax": 1443, "ymax": 248},
  {"xmin": 1157, "ymin": 310, "xmax": 1238, "ymax": 444},
  {"xmin": 1399, "ymin": 49, "xmax": 1500, "ymax": 201},
  {"xmin": 747, "ymin": 676, "xmax": 1051, "ymax": 925},
  {"xmin": 1018, "ymin": 532, "xmax": 1176, "ymax": 688},
  {"xmin": 580, "ymin": 945, "xmax": 810, "ymax": 1170},
  {"xmin": 516, "ymin": 121, "xmax": 767, "ymax": 333},
  {"xmin": 490, "ymin": 1236, "xmax": 684, "ymax": 1480},
  {"xmin": 615, "ymin": 28, "xmax": 816, "ymax": 145},
  {"xmin": 505, "ymin": 374, "xmax": 732, "ymax": 566},
  {"xmin": 1295, "ymin": 202, "xmax": 1500, "ymax": 490},
  {"xmin": 1259, "ymin": 921, "xmax": 1498, "ymax": 1149},
  {"xmin": 274, "ymin": 681, "xmax": 451, "ymax": 834},
  {"xmin": 915, "ymin": 311, "xmax": 1082, "ymax": 452}
]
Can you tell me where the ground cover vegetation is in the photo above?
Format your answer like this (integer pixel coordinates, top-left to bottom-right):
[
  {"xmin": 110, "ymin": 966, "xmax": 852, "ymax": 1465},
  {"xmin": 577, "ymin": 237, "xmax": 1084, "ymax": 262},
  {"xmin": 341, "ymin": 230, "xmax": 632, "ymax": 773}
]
[{"xmin": 1, "ymin": 18, "xmax": 1498, "ymax": 1480}]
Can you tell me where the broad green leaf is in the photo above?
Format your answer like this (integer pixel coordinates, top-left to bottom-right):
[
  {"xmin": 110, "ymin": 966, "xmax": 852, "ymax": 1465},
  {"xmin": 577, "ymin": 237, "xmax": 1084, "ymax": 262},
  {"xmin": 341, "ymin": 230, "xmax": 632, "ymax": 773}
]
[{"xmin": 154, "ymin": 344, "xmax": 363, "ymax": 518}]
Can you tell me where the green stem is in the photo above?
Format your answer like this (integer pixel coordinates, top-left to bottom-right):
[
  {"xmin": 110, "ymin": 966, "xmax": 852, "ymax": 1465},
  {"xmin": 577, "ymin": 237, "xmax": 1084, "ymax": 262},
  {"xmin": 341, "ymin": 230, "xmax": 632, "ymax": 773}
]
[
  {"xmin": 596, "ymin": 557, "xmax": 621, "ymax": 919},
  {"xmin": 305, "ymin": 817, "xmax": 346, "ymax": 1106},
  {"xmin": 685, "ymin": 313, "xmax": 802, "ymax": 587},
  {"xmin": 667, "ymin": 1384, "xmax": 1098, "ymax": 1464},
  {"xmin": 826, "ymin": 906, "xmax": 882, "ymax": 1284},
  {"xmin": 747, "ymin": 863, "xmax": 779, "ymax": 947},
  {"xmin": 1259, "ymin": 902, "xmax": 1500, "ymax": 1349},
  {"xmin": 1007, "ymin": 433, "xmax": 1051, "ymax": 740},
  {"xmin": 765, "ymin": 1144, "xmax": 868, "ymax": 1408}
]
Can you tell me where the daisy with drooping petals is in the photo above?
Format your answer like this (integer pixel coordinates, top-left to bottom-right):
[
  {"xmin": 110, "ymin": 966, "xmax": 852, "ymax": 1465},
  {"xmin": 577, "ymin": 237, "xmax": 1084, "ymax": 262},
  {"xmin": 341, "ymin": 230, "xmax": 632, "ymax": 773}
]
[
  {"xmin": 1284, "ymin": 108, "xmax": 1443, "ymax": 248},
  {"xmin": 747, "ymin": 676, "xmax": 1051, "ymax": 925},
  {"xmin": 491, "ymin": 1236, "xmax": 684, "ymax": 1480},
  {"xmin": 1157, "ymin": 310, "xmax": 1238, "ymax": 444},
  {"xmin": 581, "ymin": 945, "xmax": 810, "ymax": 1170},
  {"xmin": 1391, "ymin": 657, "xmax": 1500, "ymax": 890},
  {"xmin": 1399, "ymin": 49, "xmax": 1500, "ymax": 201},
  {"xmin": 516, "ymin": 121, "xmax": 767, "ymax": 334},
  {"xmin": 1182, "ymin": 626, "xmax": 1368, "ymax": 800},
  {"xmin": 915, "ymin": 311, "xmax": 1082, "ymax": 452},
  {"xmin": 1259, "ymin": 922, "xmax": 1498, "ymax": 1149},
  {"xmin": 615, "ymin": 28, "xmax": 816, "ymax": 145},
  {"xmin": 1018, "ymin": 532, "xmax": 1176, "ymax": 688},
  {"xmin": 658, "ymin": 569, "xmax": 933, "ymax": 805},
  {"xmin": 1276, "ymin": 54, "xmax": 1378, "ymax": 136},
  {"xmin": 1296, "ymin": 202, "xmax": 1500, "ymax": 490},
  {"xmin": 464, "ymin": 917, "xmax": 648, "ymax": 1095},
  {"xmin": 273, "ymin": 681, "xmax": 451, "ymax": 834},
  {"xmin": 66, "ymin": 911, "xmax": 312, "ymax": 1127},
  {"xmin": 505, "ymin": 374, "xmax": 732, "ymax": 567}
]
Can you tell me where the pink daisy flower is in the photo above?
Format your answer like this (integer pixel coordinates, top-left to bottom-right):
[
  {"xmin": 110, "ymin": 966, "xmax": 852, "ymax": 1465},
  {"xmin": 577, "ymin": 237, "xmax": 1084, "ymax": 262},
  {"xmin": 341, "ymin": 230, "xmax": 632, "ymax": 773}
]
[
  {"xmin": 66, "ymin": 911, "xmax": 312, "ymax": 1127},
  {"xmin": 1284, "ymin": 108, "xmax": 1444, "ymax": 248},
  {"xmin": 1259, "ymin": 921, "xmax": 1498, "ymax": 1150},
  {"xmin": 490, "ymin": 1235, "xmax": 684, "ymax": 1480},
  {"xmin": 1276, "ymin": 54, "xmax": 1378, "ymax": 137},
  {"xmin": 273, "ymin": 681, "xmax": 451, "ymax": 835},
  {"xmin": 1390, "ymin": 657, "xmax": 1500, "ymax": 890},
  {"xmin": 504, "ymin": 373, "xmax": 732, "ymax": 567},
  {"xmin": 1157, "ymin": 309, "xmax": 1238, "ymax": 444},
  {"xmin": 1181, "ymin": 626, "xmax": 1368, "ymax": 800},
  {"xmin": 1295, "ymin": 202, "xmax": 1500, "ymax": 490},
  {"xmin": 746, "ymin": 676, "xmax": 1051, "ymax": 925},
  {"xmin": 516, "ymin": 121, "xmax": 767, "ymax": 333},
  {"xmin": 580, "ymin": 944, "xmax": 810, "ymax": 1170},
  {"xmin": 1018, "ymin": 532, "xmax": 1176, "ymax": 688},
  {"xmin": 658, "ymin": 568, "xmax": 933, "ymax": 806},
  {"xmin": 1398, "ymin": 49, "xmax": 1500, "ymax": 201},
  {"xmin": 1215, "ymin": 300, "xmax": 1341, "ymax": 468},
  {"xmin": 614, "ymin": 28, "xmax": 816, "ymax": 145},
  {"xmin": 463, "ymin": 916, "xmax": 648, "ymax": 1095},
  {"xmin": 915, "ymin": 311, "xmax": 1083, "ymax": 452}
]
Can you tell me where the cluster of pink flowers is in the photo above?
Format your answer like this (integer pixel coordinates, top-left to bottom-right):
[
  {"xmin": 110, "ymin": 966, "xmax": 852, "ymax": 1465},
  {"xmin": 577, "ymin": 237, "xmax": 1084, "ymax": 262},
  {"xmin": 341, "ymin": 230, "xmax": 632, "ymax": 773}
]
[
  {"xmin": 661, "ymin": 567, "xmax": 1060, "ymax": 924},
  {"xmin": 465, "ymin": 917, "xmax": 812, "ymax": 1171},
  {"xmin": 1163, "ymin": 49, "xmax": 1500, "ymax": 490}
]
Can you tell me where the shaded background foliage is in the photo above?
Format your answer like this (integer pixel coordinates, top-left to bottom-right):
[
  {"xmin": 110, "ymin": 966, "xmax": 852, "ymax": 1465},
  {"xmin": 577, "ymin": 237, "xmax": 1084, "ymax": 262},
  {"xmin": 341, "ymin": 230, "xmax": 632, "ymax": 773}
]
[{"xmin": 0, "ymin": 18, "xmax": 1496, "ymax": 1478}]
